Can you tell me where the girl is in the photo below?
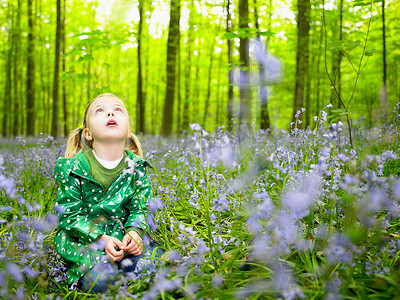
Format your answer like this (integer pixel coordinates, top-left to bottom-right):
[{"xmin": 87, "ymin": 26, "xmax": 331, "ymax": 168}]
[{"xmin": 53, "ymin": 93, "xmax": 162, "ymax": 293}]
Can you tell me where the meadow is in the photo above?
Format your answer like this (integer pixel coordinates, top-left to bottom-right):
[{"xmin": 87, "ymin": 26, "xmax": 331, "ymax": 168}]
[{"xmin": 0, "ymin": 103, "xmax": 399, "ymax": 299}]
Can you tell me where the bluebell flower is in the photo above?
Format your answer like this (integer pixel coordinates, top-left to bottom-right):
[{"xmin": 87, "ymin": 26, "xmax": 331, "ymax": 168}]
[
  {"xmin": 325, "ymin": 234, "xmax": 353, "ymax": 265},
  {"xmin": 189, "ymin": 123, "xmax": 202, "ymax": 131},
  {"xmin": 394, "ymin": 180, "xmax": 400, "ymax": 200},
  {"xmin": 148, "ymin": 197, "xmax": 164, "ymax": 214},
  {"xmin": 7, "ymin": 262, "xmax": 23, "ymax": 283},
  {"xmin": 147, "ymin": 214, "xmax": 158, "ymax": 231}
]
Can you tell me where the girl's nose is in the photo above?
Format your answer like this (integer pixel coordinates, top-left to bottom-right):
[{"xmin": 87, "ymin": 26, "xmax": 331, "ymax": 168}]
[{"xmin": 107, "ymin": 112, "xmax": 115, "ymax": 117}]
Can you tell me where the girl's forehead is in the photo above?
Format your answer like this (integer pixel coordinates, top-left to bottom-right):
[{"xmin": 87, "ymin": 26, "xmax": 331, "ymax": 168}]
[{"xmin": 90, "ymin": 96, "xmax": 125, "ymax": 109}]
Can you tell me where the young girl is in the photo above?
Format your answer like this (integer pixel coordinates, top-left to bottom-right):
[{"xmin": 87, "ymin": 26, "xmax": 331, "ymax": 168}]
[{"xmin": 53, "ymin": 93, "xmax": 162, "ymax": 293}]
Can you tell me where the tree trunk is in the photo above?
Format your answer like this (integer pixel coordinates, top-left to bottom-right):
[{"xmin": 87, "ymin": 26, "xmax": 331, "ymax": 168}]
[
  {"xmin": 161, "ymin": 0, "xmax": 180, "ymax": 136},
  {"xmin": 3, "ymin": 5, "xmax": 13, "ymax": 137},
  {"xmin": 62, "ymin": 0, "xmax": 68, "ymax": 136},
  {"xmin": 27, "ymin": 0, "xmax": 36, "ymax": 136},
  {"xmin": 305, "ymin": 65, "xmax": 311, "ymax": 128},
  {"xmin": 52, "ymin": 0, "xmax": 62, "ymax": 138},
  {"xmin": 183, "ymin": 0, "xmax": 194, "ymax": 132},
  {"xmin": 338, "ymin": 0, "xmax": 343, "ymax": 107},
  {"xmin": 215, "ymin": 51, "xmax": 223, "ymax": 127},
  {"xmin": 381, "ymin": 0, "xmax": 387, "ymax": 116},
  {"xmin": 177, "ymin": 31, "xmax": 182, "ymax": 136},
  {"xmin": 254, "ymin": 0, "xmax": 271, "ymax": 130},
  {"xmin": 238, "ymin": 0, "xmax": 251, "ymax": 123},
  {"xmin": 316, "ymin": 9, "xmax": 323, "ymax": 118},
  {"xmin": 12, "ymin": 0, "xmax": 22, "ymax": 136},
  {"xmin": 291, "ymin": 0, "xmax": 310, "ymax": 128},
  {"xmin": 193, "ymin": 52, "xmax": 201, "ymax": 117},
  {"xmin": 203, "ymin": 35, "xmax": 216, "ymax": 126},
  {"xmin": 226, "ymin": 0, "xmax": 234, "ymax": 129},
  {"xmin": 136, "ymin": 0, "xmax": 145, "ymax": 134}
]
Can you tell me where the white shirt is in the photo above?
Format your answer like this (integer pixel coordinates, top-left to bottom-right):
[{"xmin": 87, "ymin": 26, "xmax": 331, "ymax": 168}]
[{"xmin": 93, "ymin": 151, "xmax": 124, "ymax": 169}]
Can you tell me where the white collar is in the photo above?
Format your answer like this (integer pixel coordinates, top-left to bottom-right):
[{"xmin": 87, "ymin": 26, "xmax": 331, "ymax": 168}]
[{"xmin": 93, "ymin": 151, "xmax": 123, "ymax": 169}]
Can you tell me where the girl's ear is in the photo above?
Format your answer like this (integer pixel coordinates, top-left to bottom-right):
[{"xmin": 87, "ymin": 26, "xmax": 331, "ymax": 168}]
[{"xmin": 83, "ymin": 128, "xmax": 92, "ymax": 141}]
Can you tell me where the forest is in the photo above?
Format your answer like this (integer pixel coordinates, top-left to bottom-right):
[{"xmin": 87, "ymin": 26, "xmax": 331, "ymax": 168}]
[
  {"xmin": 0, "ymin": 0, "xmax": 398, "ymax": 137},
  {"xmin": 0, "ymin": 0, "xmax": 400, "ymax": 299}
]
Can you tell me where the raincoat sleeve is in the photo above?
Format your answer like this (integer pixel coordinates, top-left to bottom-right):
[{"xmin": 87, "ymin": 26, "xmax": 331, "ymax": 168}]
[
  {"xmin": 54, "ymin": 159, "xmax": 104, "ymax": 244},
  {"xmin": 124, "ymin": 162, "xmax": 153, "ymax": 235}
]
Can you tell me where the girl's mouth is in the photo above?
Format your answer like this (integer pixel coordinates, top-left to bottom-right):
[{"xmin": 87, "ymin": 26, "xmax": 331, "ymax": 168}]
[{"xmin": 106, "ymin": 119, "xmax": 118, "ymax": 127}]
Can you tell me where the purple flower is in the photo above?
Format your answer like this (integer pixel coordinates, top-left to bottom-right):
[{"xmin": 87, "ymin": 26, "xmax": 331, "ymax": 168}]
[
  {"xmin": 393, "ymin": 180, "xmax": 400, "ymax": 200},
  {"xmin": 189, "ymin": 123, "xmax": 202, "ymax": 131},
  {"xmin": 325, "ymin": 234, "xmax": 353, "ymax": 265},
  {"xmin": 212, "ymin": 274, "xmax": 223, "ymax": 288},
  {"xmin": 147, "ymin": 214, "xmax": 158, "ymax": 231},
  {"xmin": 7, "ymin": 263, "xmax": 23, "ymax": 283},
  {"xmin": 0, "ymin": 175, "xmax": 17, "ymax": 198},
  {"xmin": 15, "ymin": 287, "xmax": 26, "ymax": 300},
  {"xmin": 148, "ymin": 197, "xmax": 164, "ymax": 214}
]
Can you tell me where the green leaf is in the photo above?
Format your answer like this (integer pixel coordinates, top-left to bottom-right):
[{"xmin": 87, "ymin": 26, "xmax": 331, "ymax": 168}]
[
  {"xmin": 221, "ymin": 32, "xmax": 238, "ymax": 40},
  {"xmin": 60, "ymin": 70, "xmax": 75, "ymax": 81},
  {"xmin": 353, "ymin": 0, "xmax": 381, "ymax": 6},
  {"xmin": 76, "ymin": 73, "xmax": 88, "ymax": 83},
  {"xmin": 259, "ymin": 31, "xmax": 275, "ymax": 37},
  {"xmin": 77, "ymin": 54, "xmax": 93, "ymax": 63},
  {"xmin": 365, "ymin": 49, "xmax": 375, "ymax": 56}
]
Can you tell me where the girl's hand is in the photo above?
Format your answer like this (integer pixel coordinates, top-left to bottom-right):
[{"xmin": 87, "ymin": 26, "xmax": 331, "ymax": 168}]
[
  {"xmin": 122, "ymin": 231, "xmax": 143, "ymax": 256},
  {"xmin": 100, "ymin": 234, "xmax": 125, "ymax": 262}
]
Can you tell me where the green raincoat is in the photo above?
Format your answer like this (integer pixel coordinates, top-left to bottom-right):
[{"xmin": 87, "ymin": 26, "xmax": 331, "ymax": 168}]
[{"xmin": 53, "ymin": 150, "xmax": 153, "ymax": 285}]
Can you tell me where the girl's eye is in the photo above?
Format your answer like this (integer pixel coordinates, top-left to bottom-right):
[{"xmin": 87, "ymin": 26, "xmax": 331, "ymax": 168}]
[
  {"xmin": 115, "ymin": 108, "xmax": 122, "ymax": 112},
  {"xmin": 95, "ymin": 108, "xmax": 103, "ymax": 113}
]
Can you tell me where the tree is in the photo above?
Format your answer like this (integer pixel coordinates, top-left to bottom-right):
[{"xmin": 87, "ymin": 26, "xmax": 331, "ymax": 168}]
[
  {"xmin": 182, "ymin": 0, "xmax": 194, "ymax": 132},
  {"xmin": 292, "ymin": 0, "xmax": 310, "ymax": 127},
  {"xmin": 254, "ymin": 0, "xmax": 271, "ymax": 130},
  {"xmin": 27, "ymin": 0, "xmax": 36, "ymax": 136},
  {"xmin": 161, "ymin": 0, "xmax": 180, "ymax": 136},
  {"xmin": 203, "ymin": 34, "xmax": 217, "ymax": 126},
  {"xmin": 3, "ymin": 3, "xmax": 13, "ymax": 137},
  {"xmin": 136, "ymin": 0, "xmax": 145, "ymax": 134},
  {"xmin": 12, "ymin": 0, "xmax": 22, "ymax": 136},
  {"xmin": 238, "ymin": 0, "xmax": 251, "ymax": 123},
  {"xmin": 226, "ymin": 0, "xmax": 234, "ymax": 129},
  {"xmin": 381, "ymin": 0, "xmax": 388, "ymax": 116},
  {"xmin": 52, "ymin": 0, "xmax": 62, "ymax": 138},
  {"xmin": 62, "ymin": 0, "xmax": 68, "ymax": 137}
]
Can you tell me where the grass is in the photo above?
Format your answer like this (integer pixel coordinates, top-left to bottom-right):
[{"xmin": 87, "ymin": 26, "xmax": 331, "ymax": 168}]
[{"xmin": 0, "ymin": 104, "xmax": 399, "ymax": 299}]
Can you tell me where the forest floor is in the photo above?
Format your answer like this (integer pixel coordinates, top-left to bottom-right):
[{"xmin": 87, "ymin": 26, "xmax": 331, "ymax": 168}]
[{"xmin": 0, "ymin": 103, "xmax": 400, "ymax": 299}]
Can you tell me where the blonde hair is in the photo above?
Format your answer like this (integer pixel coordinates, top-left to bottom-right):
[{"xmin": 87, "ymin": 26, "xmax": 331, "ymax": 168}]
[{"xmin": 64, "ymin": 93, "xmax": 143, "ymax": 158}]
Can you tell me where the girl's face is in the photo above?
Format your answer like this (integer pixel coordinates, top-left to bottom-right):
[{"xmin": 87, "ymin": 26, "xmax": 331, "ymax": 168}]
[{"xmin": 83, "ymin": 95, "xmax": 131, "ymax": 144}]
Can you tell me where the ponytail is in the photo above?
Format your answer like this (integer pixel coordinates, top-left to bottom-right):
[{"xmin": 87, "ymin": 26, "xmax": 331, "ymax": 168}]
[
  {"xmin": 64, "ymin": 127, "xmax": 85, "ymax": 158},
  {"xmin": 126, "ymin": 133, "xmax": 143, "ymax": 158}
]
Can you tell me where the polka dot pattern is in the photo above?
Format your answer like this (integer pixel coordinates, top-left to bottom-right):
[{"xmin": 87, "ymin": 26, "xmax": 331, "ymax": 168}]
[{"xmin": 53, "ymin": 151, "xmax": 154, "ymax": 285}]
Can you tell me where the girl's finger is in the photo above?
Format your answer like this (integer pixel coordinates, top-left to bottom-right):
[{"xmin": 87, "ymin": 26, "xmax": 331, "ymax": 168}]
[
  {"xmin": 124, "ymin": 243, "xmax": 135, "ymax": 252},
  {"xmin": 132, "ymin": 248, "xmax": 142, "ymax": 256}
]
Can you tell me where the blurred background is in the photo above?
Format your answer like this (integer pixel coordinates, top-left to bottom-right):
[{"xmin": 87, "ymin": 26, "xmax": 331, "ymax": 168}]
[{"xmin": 0, "ymin": 0, "xmax": 398, "ymax": 138}]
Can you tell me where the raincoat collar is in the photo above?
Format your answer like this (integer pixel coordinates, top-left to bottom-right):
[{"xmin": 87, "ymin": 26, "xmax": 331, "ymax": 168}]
[{"xmin": 54, "ymin": 149, "xmax": 150, "ymax": 183}]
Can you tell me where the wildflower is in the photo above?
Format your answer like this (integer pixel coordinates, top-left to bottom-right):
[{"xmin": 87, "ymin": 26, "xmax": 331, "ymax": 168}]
[
  {"xmin": 147, "ymin": 214, "xmax": 158, "ymax": 231},
  {"xmin": 394, "ymin": 180, "xmax": 400, "ymax": 200},
  {"xmin": 7, "ymin": 263, "xmax": 23, "ymax": 283},
  {"xmin": 189, "ymin": 123, "xmax": 202, "ymax": 131},
  {"xmin": 15, "ymin": 287, "xmax": 26, "ymax": 300},
  {"xmin": 212, "ymin": 273, "xmax": 223, "ymax": 288},
  {"xmin": 0, "ymin": 175, "xmax": 17, "ymax": 198},
  {"xmin": 324, "ymin": 234, "xmax": 353, "ymax": 265},
  {"xmin": 148, "ymin": 197, "xmax": 163, "ymax": 214},
  {"xmin": 124, "ymin": 156, "xmax": 136, "ymax": 175}
]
